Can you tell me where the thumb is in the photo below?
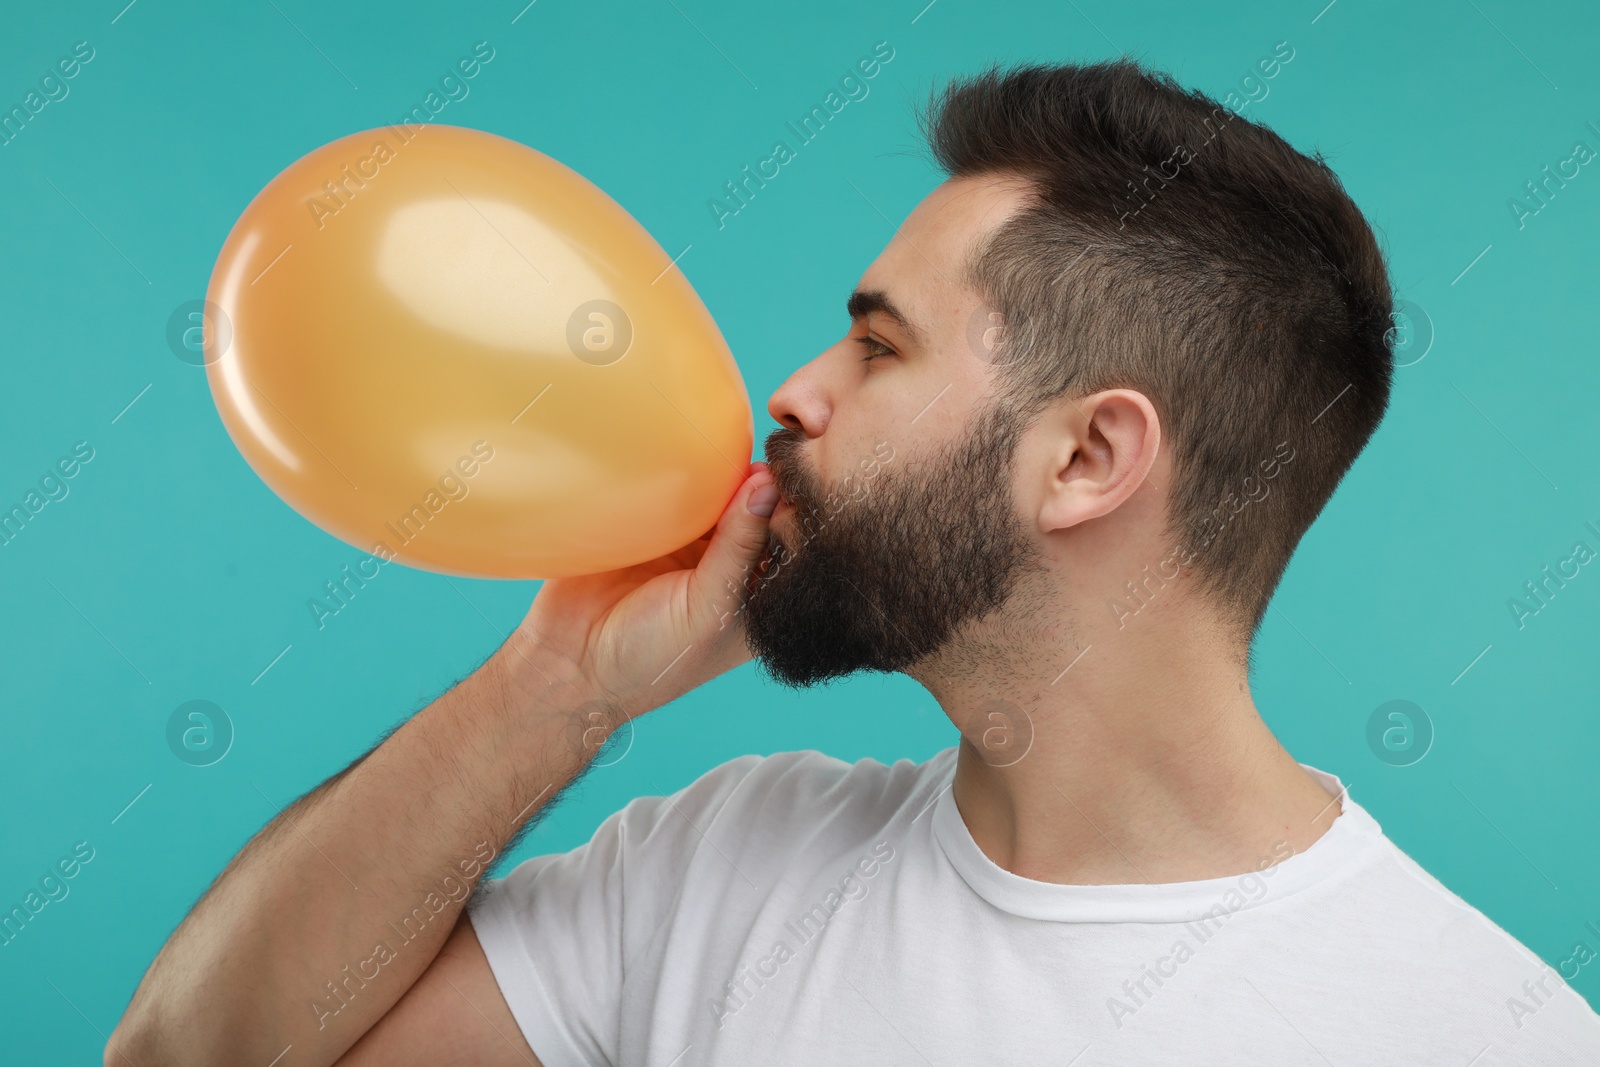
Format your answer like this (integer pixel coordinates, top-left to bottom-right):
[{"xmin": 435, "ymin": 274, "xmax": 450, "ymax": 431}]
[{"xmin": 688, "ymin": 462, "xmax": 779, "ymax": 630}]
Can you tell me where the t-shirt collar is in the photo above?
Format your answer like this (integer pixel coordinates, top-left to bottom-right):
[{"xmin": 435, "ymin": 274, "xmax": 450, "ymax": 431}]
[{"xmin": 930, "ymin": 753, "xmax": 1384, "ymax": 923}]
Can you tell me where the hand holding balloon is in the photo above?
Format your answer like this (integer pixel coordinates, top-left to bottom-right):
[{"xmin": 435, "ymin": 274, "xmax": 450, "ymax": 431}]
[
  {"xmin": 506, "ymin": 460, "xmax": 779, "ymax": 727},
  {"xmin": 205, "ymin": 123, "xmax": 753, "ymax": 579}
]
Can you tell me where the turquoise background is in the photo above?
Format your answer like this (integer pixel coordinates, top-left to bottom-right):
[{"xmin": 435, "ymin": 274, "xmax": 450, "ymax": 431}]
[{"xmin": 3, "ymin": 0, "xmax": 1598, "ymax": 1058}]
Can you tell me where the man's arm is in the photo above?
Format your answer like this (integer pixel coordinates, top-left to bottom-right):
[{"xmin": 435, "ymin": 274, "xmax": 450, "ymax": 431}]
[
  {"xmin": 332, "ymin": 909, "xmax": 539, "ymax": 1066},
  {"xmin": 107, "ymin": 461, "xmax": 779, "ymax": 1067},
  {"xmin": 107, "ymin": 630, "xmax": 594, "ymax": 1067}
]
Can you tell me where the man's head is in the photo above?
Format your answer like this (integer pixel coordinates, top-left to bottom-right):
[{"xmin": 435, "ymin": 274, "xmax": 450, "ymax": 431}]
[{"xmin": 743, "ymin": 59, "xmax": 1395, "ymax": 689}]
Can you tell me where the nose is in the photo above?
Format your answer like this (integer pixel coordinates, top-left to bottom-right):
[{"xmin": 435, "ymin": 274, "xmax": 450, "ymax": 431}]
[{"xmin": 766, "ymin": 352, "xmax": 834, "ymax": 439}]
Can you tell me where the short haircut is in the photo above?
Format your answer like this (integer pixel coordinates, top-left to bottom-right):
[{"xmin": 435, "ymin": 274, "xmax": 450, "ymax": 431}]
[{"xmin": 920, "ymin": 59, "xmax": 1396, "ymax": 642}]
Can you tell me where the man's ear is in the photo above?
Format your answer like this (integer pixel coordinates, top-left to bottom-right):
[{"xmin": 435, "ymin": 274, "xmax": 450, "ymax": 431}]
[{"xmin": 1036, "ymin": 389, "xmax": 1161, "ymax": 533}]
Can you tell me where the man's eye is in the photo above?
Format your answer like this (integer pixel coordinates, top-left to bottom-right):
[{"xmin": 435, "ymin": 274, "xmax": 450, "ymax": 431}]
[{"xmin": 856, "ymin": 336, "xmax": 894, "ymax": 362}]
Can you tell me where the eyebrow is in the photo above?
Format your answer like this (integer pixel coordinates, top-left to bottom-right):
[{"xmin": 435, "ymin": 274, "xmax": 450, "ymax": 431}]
[{"xmin": 846, "ymin": 288, "xmax": 923, "ymax": 344}]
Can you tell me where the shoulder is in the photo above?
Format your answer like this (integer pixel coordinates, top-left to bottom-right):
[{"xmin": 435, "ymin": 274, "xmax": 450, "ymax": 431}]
[
  {"xmin": 1307, "ymin": 794, "xmax": 1600, "ymax": 1052},
  {"xmin": 619, "ymin": 746, "xmax": 954, "ymax": 845},
  {"xmin": 589, "ymin": 747, "xmax": 952, "ymax": 907}
]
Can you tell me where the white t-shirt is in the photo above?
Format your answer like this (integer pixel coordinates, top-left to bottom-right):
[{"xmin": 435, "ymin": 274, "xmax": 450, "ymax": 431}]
[{"xmin": 469, "ymin": 747, "xmax": 1600, "ymax": 1065}]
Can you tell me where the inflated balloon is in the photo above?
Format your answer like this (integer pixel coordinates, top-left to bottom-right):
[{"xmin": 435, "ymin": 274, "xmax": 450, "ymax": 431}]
[{"xmin": 203, "ymin": 123, "xmax": 752, "ymax": 579}]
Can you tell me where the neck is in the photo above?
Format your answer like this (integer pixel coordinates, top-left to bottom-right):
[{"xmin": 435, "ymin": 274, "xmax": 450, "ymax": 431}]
[{"xmin": 909, "ymin": 598, "xmax": 1340, "ymax": 886}]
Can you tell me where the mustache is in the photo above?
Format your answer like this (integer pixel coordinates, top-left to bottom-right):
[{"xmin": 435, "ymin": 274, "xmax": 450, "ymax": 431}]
[{"xmin": 762, "ymin": 427, "xmax": 815, "ymax": 508}]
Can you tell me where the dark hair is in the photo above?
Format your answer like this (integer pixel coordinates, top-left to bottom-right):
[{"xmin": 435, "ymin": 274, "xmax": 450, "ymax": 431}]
[{"xmin": 919, "ymin": 59, "xmax": 1395, "ymax": 642}]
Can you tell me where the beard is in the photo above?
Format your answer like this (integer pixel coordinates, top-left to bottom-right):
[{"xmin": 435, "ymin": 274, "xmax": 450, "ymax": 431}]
[{"xmin": 742, "ymin": 400, "xmax": 1045, "ymax": 688}]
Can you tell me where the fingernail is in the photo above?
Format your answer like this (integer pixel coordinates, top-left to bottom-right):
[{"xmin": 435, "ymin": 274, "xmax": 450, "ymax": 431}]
[{"xmin": 748, "ymin": 478, "xmax": 779, "ymax": 518}]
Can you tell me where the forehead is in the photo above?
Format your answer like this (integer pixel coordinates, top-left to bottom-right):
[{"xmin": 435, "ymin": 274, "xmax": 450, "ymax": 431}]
[{"xmin": 855, "ymin": 173, "xmax": 1036, "ymax": 333}]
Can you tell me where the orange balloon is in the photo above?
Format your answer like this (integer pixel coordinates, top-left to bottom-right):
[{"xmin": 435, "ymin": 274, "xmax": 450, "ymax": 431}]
[{"xmin": 204, "ymin": 124, "xmax": 752, "ymax": 579}]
